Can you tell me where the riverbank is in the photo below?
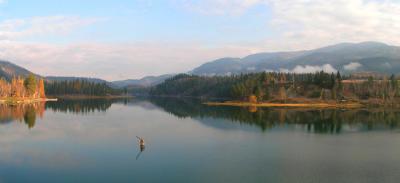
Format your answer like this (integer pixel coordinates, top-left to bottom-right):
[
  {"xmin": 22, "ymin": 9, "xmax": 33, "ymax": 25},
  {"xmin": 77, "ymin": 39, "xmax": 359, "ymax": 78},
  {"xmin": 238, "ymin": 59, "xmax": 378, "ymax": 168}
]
[
  {"xmin": 49, "ymin": 95, "xmax": 134, "ymax": 100},
  {"xmin": 0, "ymin": 98, "xmax": 58, "ymax": 105}
]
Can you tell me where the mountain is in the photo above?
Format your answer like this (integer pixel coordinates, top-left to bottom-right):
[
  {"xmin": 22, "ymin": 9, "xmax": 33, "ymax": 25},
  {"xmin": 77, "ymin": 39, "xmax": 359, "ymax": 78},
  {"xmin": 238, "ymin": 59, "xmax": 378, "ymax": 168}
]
[
  {"xmin": 0, "ymin": 59, "xmax": 170, "ymax": 88},
  {"xmin": 45, "ymin": 76, "xmax": 109, "ymax": 83},
  {"xmin": 0, "ymin": 60, "xmax": 36, "ymax": 80},
  {"xmin": 191, "ymin": 42, "xmax": 400, "ymax": 75},
  {"xmin": 112, "ymin": 74, "xmax": 174, "ymax": 88},
  {"xmin": 3, "ymin": 41, "xmax": 400, "ymax": 88},
  {"xmin": 0, "ymin": 60, "xmax": 118, "ymax": 87},
  {"xmin": 45, "ymin": 76, "xmax": 118, "ymax": 88}
]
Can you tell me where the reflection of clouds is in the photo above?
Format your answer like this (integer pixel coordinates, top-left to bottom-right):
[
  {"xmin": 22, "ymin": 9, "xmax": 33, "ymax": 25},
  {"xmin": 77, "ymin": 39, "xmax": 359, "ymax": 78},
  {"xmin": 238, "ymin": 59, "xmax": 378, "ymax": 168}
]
[
  {"xmin": 0, "ymin": 102, "xmax": 216, "ymax": 169},
  {"xmin": 0, "ymin": 148, "xmax": 81, "ymax": 168}
]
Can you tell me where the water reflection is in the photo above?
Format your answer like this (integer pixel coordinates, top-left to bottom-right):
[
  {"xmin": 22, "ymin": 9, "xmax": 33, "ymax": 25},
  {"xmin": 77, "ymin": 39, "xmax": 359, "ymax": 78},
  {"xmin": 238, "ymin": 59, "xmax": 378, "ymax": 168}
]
[
  {"xmin": 147, "ymin": 97, "xmax": 400, "ymax": 133},
  {"xmin": 0, "ymin": 99, "xmax": 130, "ymax": 128},
  {"xmin": 0, "ymin": 102, "xmax": 45, "ymax": 129},
  {"xmin": 45, "ymin": 98, "xmax": 134, "ymax": 114},
  {"xmin": 2, "ymin": 97, "xmax": 400, "ymax": 134},
  {"xmin": 45, "ymin": 99, "xmax": 114, "ymax": 113}
]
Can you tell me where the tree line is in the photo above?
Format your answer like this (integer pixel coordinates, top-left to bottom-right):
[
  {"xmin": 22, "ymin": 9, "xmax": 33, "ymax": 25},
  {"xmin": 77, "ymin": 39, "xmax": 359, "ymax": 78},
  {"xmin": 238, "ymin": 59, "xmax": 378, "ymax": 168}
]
[
  {"xmin": 150, "ymin": 71, "xmax": 400, "ymax": 103},
  {"xmin": 0, "ymin": 74, "xmax": 45, "ymax": 99},
  {"xmin": 45, "ymin": 79, "xmax": 124, "ymax": 96}
]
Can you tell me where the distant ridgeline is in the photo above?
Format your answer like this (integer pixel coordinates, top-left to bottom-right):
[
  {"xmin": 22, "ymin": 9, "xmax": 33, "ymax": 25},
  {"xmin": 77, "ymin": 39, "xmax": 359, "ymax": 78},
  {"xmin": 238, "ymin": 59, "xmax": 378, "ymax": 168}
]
[
  {"xmin": 0, "ymin": 74, "xmax": 46, "ymax": 100},
  {"xmin": 45, "ymin": 79, "xmax": 125, "ymax": 96},
  {"xmin": 150, "ymin": 72, "xmax": 400, "ymax": 103}
]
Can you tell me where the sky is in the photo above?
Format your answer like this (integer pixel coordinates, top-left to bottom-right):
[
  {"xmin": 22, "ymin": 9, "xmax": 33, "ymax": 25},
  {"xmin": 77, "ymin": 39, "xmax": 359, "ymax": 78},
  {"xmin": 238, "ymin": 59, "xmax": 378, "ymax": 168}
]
[{"xmin": 0, "ymin": 0, "xmax": 399, "ymax": 80}]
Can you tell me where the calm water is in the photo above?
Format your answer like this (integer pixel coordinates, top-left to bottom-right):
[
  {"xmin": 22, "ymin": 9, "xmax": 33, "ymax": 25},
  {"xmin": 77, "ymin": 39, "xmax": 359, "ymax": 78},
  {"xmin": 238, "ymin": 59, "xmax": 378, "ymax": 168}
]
[{"xmin": 1, "ymin": 98, "xmax": 400, "ymax": 183}]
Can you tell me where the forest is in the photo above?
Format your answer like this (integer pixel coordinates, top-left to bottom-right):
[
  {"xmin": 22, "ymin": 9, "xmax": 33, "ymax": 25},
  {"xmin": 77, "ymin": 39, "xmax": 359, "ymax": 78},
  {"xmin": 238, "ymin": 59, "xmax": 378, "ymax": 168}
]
[
  {"xmin": 0, "ymin": 74, "xmax": 46, "ymax": 100},
  {"xmin": 45, "ymin": 79, "xmax": 125, "ymax": 96},
  {"xmin": 150, "ymin": 71, "xmax": 400, "ymax": 104}
]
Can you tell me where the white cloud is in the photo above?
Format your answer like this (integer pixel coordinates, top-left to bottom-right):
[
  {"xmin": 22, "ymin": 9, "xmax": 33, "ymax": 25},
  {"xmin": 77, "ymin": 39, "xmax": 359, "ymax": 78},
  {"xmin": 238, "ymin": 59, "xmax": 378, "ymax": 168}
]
[
  {"xmin": 383, "ymin": 62, "xmax": 391, "ymax": 68},
  {"xmin": 174, "ymin": 0, "xmax": 266, "ymax": 15},
  {"xmin": 344, "ymin": 62, "xmax": 362, "ymax": 70},
  {"xmin": 265, "ymin": 0, "xmax": 400, "ymax": 50},
  {"xmin": 176, "ymin": 0, "xmax": 400, "ymax": 50},
  {"xmin": 0, "ymin": 16, "xmax": 101, "ymax": 40},
  {"xmin": 2, "ymin": 1, "xmax": 400, "ymax": 80},
  {"xmin": 281, "ymin": 64, "xmax": 337, "ymax": 74},
  {"xmin": 0, "ymin": 41, "xmax": 254, "ymax": 80}
]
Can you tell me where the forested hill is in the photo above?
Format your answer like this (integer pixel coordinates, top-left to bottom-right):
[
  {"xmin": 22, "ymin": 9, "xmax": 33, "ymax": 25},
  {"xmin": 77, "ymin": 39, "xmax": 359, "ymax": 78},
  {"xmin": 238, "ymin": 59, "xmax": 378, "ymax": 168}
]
[
  {"xmin": 191, "ymin": 42, "xmax": 400, "ymax": 76},
  {"xmin": 0, "ymin": 60, "xmax": 36, "ymax": 81},
  {"xmin": 150, "ymin": 72, "xmax": 400, "ymax": 103},
  {"xmin": 45, "ymin": 79, "xmax": 125, "ymax": 96}
]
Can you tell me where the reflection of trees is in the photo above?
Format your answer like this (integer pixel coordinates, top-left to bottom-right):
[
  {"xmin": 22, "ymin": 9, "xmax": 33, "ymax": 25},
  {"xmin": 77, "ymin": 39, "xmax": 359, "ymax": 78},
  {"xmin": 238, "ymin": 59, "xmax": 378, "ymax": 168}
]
[
  {"xmin": 24, "ymin": 106, "xmax": 36, "ymax": 129},
  {"xmin": 45, "ymin": 99, "xmax": 114, "ymax": 114},
  {"xmin": 0, "ymin": 99, "xmax": 130, "ymax": 128},
  {"xmin": 0, "ymin": 102, "xmax": 45, "ymax": 129},
  {"xmin": 148, "ymin": 97, "xmax": 400, "ymax": 133}
]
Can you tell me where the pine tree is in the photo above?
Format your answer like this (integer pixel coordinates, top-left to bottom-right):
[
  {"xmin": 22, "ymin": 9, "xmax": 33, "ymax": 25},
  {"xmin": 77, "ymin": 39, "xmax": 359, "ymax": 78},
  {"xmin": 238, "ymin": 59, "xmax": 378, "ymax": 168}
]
[{"xmin": 24, "ymin": 74, "xmax": 37, "ymax": 97}]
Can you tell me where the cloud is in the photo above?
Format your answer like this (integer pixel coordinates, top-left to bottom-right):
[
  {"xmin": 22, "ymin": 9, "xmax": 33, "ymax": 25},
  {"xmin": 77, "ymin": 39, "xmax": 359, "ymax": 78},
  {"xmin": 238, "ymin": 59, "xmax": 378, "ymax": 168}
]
[
  {"xmin": 0, "ymin": 41, "xmax": 255, "ymax": 80},
  {"xmin": 174, "ymin": 0, "xmax": 266, "ymax": 15},
  {"xmin": 265, "ymin": 0, "xmax": 400, "ymax": 50},
  {"xmin": 382, "ymin": 62, "xmax": 391, "ymax": 68},
  {"xmin": 281, "ymin": 64, "xmax": 337, "ymax": 74},
  {"xmin": 343, "ymin": 62, "xmax": 362, "ymax": 70},
  {"xmin": 0, "ymin": 16, "xmax": 101, "ymax": 40},
  {"xmin": 2, "ymin": 1, "xmax": 400, "ymax": 80},
  {"xmin": 176, "ymin": 0, "xmax": 400, "ymax": 51}
]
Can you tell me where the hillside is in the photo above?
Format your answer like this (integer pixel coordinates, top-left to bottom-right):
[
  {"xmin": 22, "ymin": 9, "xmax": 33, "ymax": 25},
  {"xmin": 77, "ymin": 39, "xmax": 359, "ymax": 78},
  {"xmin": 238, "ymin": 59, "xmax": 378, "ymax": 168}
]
[
  {"xmin": 0, "ymin": 60, "xmax": 36, "ymax": 81},
  {"xmin": 191, "ymin": 42, "xmax": 400, "ymax": 76},
  {"xmin": 111, "ymin": 74, "xmax": 174, "ymax": 88},
  {"xmin": 0, "ymin": 60, "xmax": 117, "ymax": 86}
]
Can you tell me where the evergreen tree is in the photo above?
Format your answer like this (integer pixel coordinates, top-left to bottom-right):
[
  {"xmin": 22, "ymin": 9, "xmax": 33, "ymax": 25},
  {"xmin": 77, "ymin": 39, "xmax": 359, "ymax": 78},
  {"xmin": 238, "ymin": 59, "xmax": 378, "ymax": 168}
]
[{"xmin": 24, "ymin": 74, "xmax": 37, "ymax": 96}]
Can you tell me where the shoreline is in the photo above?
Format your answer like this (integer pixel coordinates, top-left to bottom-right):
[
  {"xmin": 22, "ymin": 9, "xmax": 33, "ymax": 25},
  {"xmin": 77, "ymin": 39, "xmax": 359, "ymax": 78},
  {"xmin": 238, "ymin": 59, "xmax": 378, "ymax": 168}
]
[
  {"xmin": 49, "ymin": 95, "xmax": 134, "ymax": 100},
  {"xmin": 204, "ymin": 101, "xmax": 364, "ymax": 108},
  {"xmin": 0, "ymin": 98, "xmax": 58, "ymax": 105}
]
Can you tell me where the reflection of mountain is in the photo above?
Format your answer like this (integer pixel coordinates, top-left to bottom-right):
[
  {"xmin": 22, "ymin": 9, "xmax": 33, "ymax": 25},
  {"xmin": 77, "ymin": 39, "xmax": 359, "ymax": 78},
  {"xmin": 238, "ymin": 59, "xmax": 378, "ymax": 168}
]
[
  {"xmin": 147, "ymin": 97, "xmax": 400, "ymax": 133},
  {"xmin": 0, "ymin": 102, "xmax": 45, "ymax": 129}
]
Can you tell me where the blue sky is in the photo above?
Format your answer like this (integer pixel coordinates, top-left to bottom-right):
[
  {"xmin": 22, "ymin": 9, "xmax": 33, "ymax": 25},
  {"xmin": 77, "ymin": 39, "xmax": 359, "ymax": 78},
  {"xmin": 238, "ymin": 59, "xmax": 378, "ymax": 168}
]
[
  {"xmin": 0, "ymin": 0, "xmax": 399, "ymax": 80},
  {"xmin": 0, "ymin": 0, "xmax": 270, "ymax": 44}
]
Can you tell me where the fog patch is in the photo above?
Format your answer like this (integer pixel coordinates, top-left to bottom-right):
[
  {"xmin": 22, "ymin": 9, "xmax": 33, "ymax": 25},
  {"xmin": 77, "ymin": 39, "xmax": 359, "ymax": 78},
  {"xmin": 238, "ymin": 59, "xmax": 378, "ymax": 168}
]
[
  {"xmin": 280, "ymin": 64, "xmax": 337, "ymax": 74},
  {"xmin": 343, "ymin": 62, "xmax": 362, "ymax": 71},
  {"xmin": 382, "ymin": 62, "xmax": 391, "ymax": 68}
]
